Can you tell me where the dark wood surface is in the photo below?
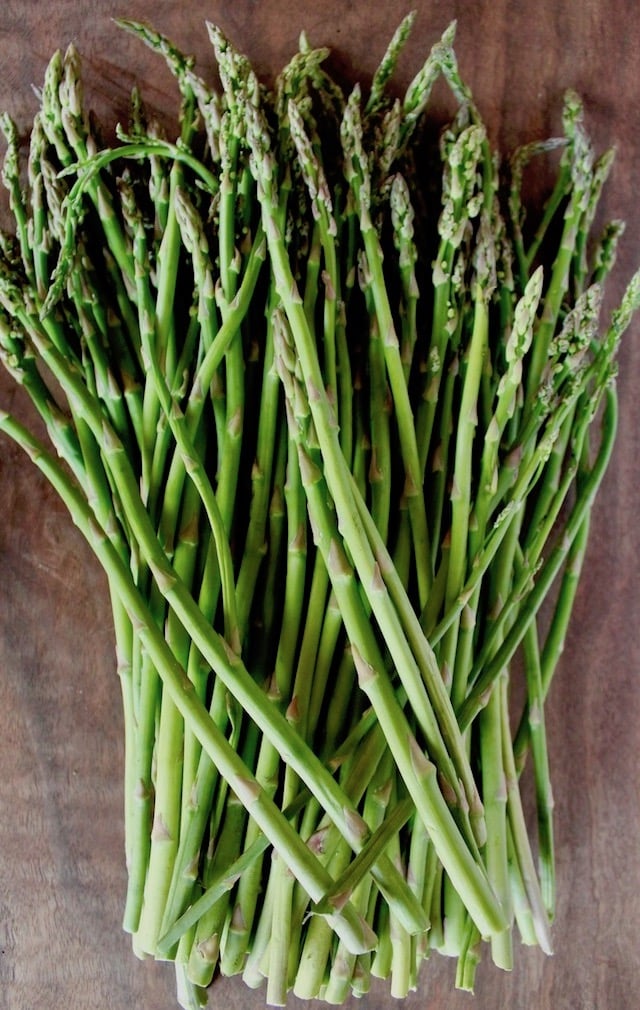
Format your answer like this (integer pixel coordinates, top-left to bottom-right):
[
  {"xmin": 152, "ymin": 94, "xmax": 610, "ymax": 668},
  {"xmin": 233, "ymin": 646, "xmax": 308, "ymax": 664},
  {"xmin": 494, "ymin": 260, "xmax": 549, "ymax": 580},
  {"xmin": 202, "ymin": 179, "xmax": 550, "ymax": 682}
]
[{"xmin": 1, "ymin": 3, "xmax": 639, "ymax": 1009}]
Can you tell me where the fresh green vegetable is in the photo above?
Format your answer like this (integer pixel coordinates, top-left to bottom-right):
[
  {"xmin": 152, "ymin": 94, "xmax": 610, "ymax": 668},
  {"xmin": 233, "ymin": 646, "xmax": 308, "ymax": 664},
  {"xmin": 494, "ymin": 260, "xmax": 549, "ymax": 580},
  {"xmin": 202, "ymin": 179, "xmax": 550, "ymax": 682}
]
[{"xmin": 1, "ymin": 15, "xmax": 638, "ymax": 1008}]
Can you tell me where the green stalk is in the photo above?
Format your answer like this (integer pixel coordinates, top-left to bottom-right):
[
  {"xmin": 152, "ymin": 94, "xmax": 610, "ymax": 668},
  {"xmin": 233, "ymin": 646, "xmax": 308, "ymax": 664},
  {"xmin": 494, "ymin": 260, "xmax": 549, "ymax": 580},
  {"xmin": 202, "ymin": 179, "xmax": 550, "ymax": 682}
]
[
  {"xmin": 274, "ymin": 292, "xmax": 483, "ymax": 850},
  {"xmin": 323, "ymin": 752, "xmax": 397, "ymax": 1004},
  {"xmin": 455, "ymin": 918, "xmax": 482, "ymax": 992},
  {"xmin": 158, "ymin": 787, "xmax": 309, "ymax": 955},
  {"xmin": 525, "ymin": 107, "xmax": 593, "ymax": 406},
  {"xmin": 360, "ymin": 251, "xmax": 392, "ymax": 539},
  {"xmin": 158, "ymin": 677, "xmax": 231, "ymax": 956},
  {"xmin": 266, "ymin": 848, "xmax": 296, "ymax": 1005},
  {"xmin": 459, "ymin": 386, "xmax": 618, "ymax": 731},
  {"xmin": 498, "ymin": 673, "xmax": 552, "ymax": 953},
  {"xmin": 512, "ymin": 513, "xmax": 590, "ymax": 770},
  {"xmin": 443, "ymin": 277, "xmax": 490, "ymax": 704},
  {"xmin": 388, "ymin": 826, "xmax": 412, "ymax": 999},
  {"xmin": 415, "ymin": 121, "xmax": 486, "ymax": 481},
  {"xmin": 0, "ymin": 410, "xmax": 378, "ymax": 958},
  {"xmin": 126, "ymin": 182, "xmax": 243, "ymax": 954},
  {"xmin": 219, "ymin": 110, "xmax": 314, "ymax": 982},
  {"xmin": 479, "ymin": 678, "xmax": 513, "ymax": 970},
  {"xmin": 220, "ymin": 435, "xmax": 308, "ymax": 977},
  {"xmin": 348, "ymin": 478, "xmax": 485, "ymax": 840},
  {"xmin": 293, "ymin": 727, "xmax": 400, "ymax": 999},
  {"xmin": 305, "ymin": 589, "xmax": 349, "ymax": 742},
  {"xmin": 13, "ymin": 286, "xmax": 433, "ymax": 940},
  {"xmin": 187, "ymin": 720, "xmax": 254, "ymax": 987},
  {"xmin": 342, "ymin": 85, "xmax": 431, "ymax": 605},
  {"xmin": 241, "ymin": 857, "xmax": 278, "ymax": 990},
  {"xmin": 0, "ymin": 288, "xmax": 155, "ymax": 940},
  {"xmin": 2, "ymin": 21, "xmax": 635, "ymax": 1004},
  {"xmin": 244, "ymin": 93, "xmax": 485, "ymax": 841},
  {"xmin": 428, "ymin": 353, "xmax": 459, "ymax": 570},
  {"xmin": 522, "ymin": 620, "xmax": 555, "ymax": 918},
  {"xmin": 293, "ymin": 439, "xmax": 504, "ymax": 940}
]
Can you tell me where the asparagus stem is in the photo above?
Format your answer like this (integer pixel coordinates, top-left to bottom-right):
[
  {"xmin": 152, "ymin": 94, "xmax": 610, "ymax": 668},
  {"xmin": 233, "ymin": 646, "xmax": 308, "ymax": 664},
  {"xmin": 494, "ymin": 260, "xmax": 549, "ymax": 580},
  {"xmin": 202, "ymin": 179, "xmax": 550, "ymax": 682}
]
[
  {"xmin": 0, "ymin": 410, "xmax": 378, "ymax": 957},
  {"xmin": 342, "ymin": 85, "xmax": 432, "ymax": 605},
  {"xmin": 522, "ymin": 620, "xmax": 555, "ymax": 918},
  {"xmin": 1, "ymin": 21, "xmax": 634, "ymax": 1002},
  {"xmin": 459, "ymin": 386, "xmax": 618, "ymax": 730}
]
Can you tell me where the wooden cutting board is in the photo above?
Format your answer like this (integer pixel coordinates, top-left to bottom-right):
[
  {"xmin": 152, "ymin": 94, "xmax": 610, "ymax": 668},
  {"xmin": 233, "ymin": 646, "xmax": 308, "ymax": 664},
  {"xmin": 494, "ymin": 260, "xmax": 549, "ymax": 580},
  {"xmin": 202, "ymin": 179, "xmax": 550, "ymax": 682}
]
[{"xmin": 1, "ymin": 3, "xmax": 639, "ymax": 1009}]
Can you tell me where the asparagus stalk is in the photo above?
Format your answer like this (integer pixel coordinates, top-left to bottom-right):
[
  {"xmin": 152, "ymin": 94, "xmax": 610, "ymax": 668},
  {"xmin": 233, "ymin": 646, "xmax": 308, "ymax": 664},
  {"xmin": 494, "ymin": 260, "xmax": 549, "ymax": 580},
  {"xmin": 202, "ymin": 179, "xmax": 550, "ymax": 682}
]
[{"xmin": 1, "ymin": 18, "xmax": 635, "ymax": 1006}]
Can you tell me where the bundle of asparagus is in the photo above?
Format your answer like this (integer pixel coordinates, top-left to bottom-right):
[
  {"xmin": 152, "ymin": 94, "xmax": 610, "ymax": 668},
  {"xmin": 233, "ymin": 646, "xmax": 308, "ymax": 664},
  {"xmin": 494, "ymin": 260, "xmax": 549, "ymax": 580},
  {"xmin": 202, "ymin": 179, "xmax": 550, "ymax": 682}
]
[{"xmin": 1, "ymin": 15, "xmax": 637, "ymax": 1007}]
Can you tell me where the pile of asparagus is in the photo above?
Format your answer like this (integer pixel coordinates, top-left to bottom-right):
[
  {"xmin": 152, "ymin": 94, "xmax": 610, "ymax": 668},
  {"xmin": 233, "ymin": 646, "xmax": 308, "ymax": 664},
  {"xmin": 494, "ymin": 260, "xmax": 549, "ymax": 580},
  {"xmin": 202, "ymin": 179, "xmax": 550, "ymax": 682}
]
[{"xmin": 1, "ymin": 15, "xmax": 637, "ymax": 1007}]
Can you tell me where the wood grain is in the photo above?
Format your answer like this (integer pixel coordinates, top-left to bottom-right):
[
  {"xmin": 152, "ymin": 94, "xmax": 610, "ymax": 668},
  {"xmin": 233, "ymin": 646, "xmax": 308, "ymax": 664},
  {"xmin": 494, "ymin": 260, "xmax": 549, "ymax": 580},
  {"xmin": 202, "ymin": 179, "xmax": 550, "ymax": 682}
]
[{"xmin": 1, "ymin": 3, "xmax": 639, "ymax": 1009}]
